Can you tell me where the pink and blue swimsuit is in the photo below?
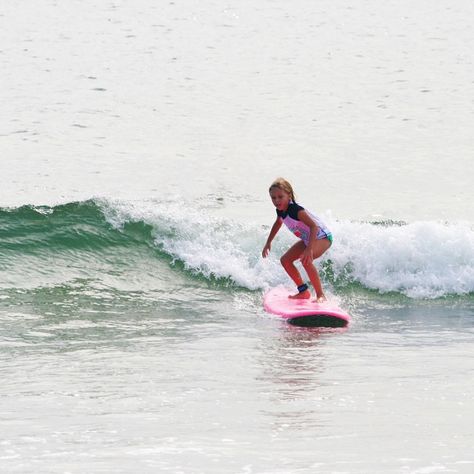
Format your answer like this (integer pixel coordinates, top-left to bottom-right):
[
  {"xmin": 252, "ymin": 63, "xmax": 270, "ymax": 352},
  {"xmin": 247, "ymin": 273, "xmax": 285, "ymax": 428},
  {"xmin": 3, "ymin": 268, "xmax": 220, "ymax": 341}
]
[{"xmin": 277, "ymin": 202, "xmax": 332, "ymax": 247}]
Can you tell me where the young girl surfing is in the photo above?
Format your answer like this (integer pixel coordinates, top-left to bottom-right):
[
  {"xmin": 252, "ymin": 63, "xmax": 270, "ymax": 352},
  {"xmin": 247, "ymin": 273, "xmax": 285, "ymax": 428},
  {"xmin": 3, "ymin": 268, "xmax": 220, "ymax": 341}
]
[{"xmin": 262, "ymin": 178, "xmax": 332, "ymax": 302}]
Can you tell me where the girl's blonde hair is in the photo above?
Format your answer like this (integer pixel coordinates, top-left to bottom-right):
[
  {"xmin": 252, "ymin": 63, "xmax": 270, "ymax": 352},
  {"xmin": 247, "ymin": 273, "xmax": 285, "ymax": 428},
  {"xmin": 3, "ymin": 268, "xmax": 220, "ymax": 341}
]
[{"xmin": 269, "ymin": 178, "xmax": 296, "ymax": 202}]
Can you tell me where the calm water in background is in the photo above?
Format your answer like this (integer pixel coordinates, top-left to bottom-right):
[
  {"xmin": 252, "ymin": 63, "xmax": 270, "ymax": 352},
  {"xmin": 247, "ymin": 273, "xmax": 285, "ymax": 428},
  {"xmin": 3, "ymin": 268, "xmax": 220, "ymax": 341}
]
[{"xmin": 1, "ymin": 0, "xmax": 474, "ymax": 473}]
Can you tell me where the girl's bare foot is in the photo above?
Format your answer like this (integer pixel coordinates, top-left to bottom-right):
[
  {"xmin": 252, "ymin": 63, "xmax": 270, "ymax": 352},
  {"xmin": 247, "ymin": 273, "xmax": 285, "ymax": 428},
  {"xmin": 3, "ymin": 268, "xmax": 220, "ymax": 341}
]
[
  {"xmin": 314, "ymin": 295, "xmax": 327, "ymax": 303},
  {"xmin": 289, "ymin": 290, "xmax": 311, "ymax": 299}
]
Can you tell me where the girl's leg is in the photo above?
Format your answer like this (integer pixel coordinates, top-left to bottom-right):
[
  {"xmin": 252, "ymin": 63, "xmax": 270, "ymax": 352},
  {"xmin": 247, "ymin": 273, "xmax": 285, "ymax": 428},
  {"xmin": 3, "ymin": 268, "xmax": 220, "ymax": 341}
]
[
  {"xmin": 280, "ymin": 240, "xmax": 310, "ymax": 299},
  {"xmin": 302, "ymin": 238, "xmax": 332, "ymax": 301}
]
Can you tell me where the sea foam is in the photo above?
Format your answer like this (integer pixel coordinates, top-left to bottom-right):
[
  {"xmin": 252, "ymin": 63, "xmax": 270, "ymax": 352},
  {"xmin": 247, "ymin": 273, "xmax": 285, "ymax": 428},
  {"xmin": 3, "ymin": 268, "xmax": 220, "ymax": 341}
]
[{"xmin": 101, "ymin": 199, "xmax": 474, "ymax": 299}]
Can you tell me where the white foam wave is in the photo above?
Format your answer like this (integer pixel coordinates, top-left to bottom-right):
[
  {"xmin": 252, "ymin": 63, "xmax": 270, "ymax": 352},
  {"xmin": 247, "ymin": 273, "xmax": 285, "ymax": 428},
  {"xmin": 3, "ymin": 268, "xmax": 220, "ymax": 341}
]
[
  {"xmin": 100, "ymin": 199, "xmax": 474, "ymax": 299},
  {"xmin": 100, "ymin": 198, "xmax": 289, "ymax": 290},
  {"xmin": 330, "ymin": 219, "xmax": 474, "ymax": 298}
]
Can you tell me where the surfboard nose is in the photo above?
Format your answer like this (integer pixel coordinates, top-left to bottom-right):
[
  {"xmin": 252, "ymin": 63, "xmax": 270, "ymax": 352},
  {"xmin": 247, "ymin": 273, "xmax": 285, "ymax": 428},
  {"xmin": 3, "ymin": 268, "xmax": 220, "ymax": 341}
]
[{"xmin": 264, "ymin": 286, "xmax": 351, "ymax": 327}]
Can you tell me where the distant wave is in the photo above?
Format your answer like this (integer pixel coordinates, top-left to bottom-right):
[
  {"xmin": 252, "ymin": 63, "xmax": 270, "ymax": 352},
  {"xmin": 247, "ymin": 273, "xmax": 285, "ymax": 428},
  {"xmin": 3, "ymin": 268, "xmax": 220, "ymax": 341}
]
[{"xmin": 1, "ymin": 199, "xmax": 473, "ymax": 298}]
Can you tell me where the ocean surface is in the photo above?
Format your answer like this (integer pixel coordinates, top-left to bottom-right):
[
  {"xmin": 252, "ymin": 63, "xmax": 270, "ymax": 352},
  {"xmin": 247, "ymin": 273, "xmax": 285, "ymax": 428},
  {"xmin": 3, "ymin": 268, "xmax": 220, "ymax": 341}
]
[{"xmin": 1, "ymin": 0, "xmax": 474, "ymax": 473}]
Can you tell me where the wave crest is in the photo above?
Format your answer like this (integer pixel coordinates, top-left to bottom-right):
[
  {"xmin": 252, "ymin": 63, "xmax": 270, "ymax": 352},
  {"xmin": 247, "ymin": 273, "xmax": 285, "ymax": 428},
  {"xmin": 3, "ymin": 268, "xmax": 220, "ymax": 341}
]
[{"xmin": 1, "ymin": 199, "xmax": 473, "ymax": 298}]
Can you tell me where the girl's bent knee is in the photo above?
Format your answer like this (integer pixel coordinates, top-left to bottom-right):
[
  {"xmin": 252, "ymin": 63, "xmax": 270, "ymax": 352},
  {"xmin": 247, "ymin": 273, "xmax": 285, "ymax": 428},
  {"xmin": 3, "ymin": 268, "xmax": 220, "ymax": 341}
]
[{"xmin": 280, "ymin": 255, "xmax": 294, "ymax": 268}]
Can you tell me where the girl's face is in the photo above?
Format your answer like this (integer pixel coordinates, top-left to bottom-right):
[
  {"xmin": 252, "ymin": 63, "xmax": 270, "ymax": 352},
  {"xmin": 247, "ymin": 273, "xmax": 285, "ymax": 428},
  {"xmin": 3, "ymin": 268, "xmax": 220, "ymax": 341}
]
[{"xmin": 269, "ymin": 187, "xmax": 291, "ymax": 211}]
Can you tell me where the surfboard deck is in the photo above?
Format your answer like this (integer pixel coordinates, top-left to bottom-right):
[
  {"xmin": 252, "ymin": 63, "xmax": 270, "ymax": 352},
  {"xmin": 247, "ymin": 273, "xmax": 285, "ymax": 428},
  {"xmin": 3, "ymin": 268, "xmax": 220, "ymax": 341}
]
[{"xmin": 263, "ymin": 286, "xmax": 351, "ymax": 328}]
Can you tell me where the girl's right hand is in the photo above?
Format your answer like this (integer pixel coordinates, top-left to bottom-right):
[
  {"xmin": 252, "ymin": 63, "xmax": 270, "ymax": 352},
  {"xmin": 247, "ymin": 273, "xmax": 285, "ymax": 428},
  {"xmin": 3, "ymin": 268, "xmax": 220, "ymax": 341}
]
[{"xmin": 262, "ymin": 243, "xmax": 271, "ymax": 258}]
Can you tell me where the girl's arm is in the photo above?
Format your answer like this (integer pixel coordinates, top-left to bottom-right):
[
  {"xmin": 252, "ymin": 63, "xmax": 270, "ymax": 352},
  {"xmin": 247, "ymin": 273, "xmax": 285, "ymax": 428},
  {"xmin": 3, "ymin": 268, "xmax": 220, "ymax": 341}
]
[
  {"xmin": 297, "ymin": 210, "xmax": 319, "ymax": 265},
  {"xmin": 262, "ymin": 218, "xmax": 283, "ymax": 258}
]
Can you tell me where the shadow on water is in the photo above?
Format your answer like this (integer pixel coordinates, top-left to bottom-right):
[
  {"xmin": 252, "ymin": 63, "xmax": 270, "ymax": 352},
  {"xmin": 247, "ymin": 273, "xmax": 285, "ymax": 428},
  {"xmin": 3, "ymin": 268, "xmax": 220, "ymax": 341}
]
[{"xmin": 288, "ymin": 314, "xmax": 348, "ymax": 328}]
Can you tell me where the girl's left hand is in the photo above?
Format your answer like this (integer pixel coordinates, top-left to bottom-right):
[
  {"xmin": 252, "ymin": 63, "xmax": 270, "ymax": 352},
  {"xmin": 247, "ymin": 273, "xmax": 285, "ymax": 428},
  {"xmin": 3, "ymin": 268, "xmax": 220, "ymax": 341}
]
[{"xmin": 301, "ymin": 247, "xmax": 313, "ymax": 266}]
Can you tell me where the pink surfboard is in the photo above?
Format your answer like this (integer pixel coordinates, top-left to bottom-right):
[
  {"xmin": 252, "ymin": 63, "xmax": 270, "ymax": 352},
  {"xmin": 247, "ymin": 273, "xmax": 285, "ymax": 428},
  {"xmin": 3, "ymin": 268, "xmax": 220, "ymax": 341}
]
[{"xmin": 263, "ymin": 286, "xmax": 351, "ymax": 327}]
